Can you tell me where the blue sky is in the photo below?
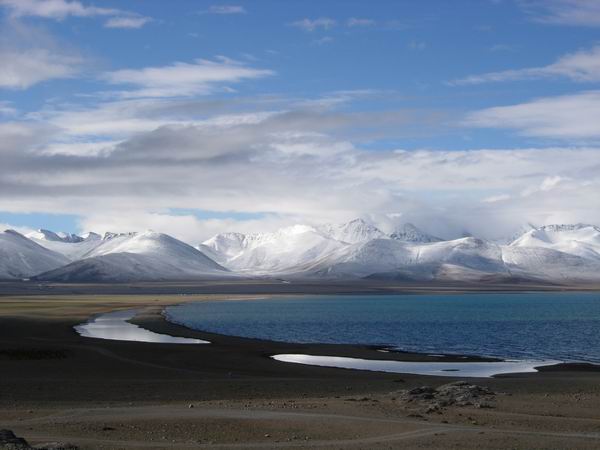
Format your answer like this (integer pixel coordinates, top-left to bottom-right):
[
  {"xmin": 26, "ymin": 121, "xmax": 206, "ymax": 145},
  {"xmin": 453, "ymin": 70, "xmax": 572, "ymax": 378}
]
[{"xmin": 1, "ymin": 0, "xmax": 600, "ymax": 241}]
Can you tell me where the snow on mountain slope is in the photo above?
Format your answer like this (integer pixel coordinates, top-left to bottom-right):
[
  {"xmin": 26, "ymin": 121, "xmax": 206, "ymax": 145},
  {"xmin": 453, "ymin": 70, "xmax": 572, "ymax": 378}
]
[
  {"xmin": 198, "ymin": 232, "xmax": 250, "ymax": 264},
  {"xmin": 202, "ymin": 219, "xmax": 388, "ymax": 273},
  {"xmin": 228, "ymin": 225, "xmax": 346, "ymax": 273},
  {"xmin": 201, "ymin": 221, "xmax": 539, "ymax": 280},
  {"xmin": 35, "ymin": 231, "xmax": 230, "ymax": 282},
  {"xmin": 415, "ymin": 237, "xmax": 507, "ymax": 274},
  {"xmin": 301, "ymin": 232, "xmax": 600, "ymax": 283},
  {"xmin": 318, "ymin": 218, "xmax": 386, "ymax": 244},
  {"xmin": 27, "ymin": 229, "xmax": 85, "ymax": 243},
  {"xmin": 203, "ymin": 225, "xmax": 347, "ymax": 274},
  {"xmin": 510, "ymin": 224, "xmax": 600, "ymax": 261},
  {"xmin": 389, "ymin": 223, "xmax": 442, "ymax": 243},
  {"xmin": 295, "ymin": 237, "xmax": 510, "ymax": 280},
  {"xmin": 296, "ymin": 238, "xmax": 418, "ymax": 279},
  {"xmin": 7, "ymin": 221, "xmax": 600, "ymax": 284},
  {"xmin": 0, "ymin": 230, "xmax": 70, "ymax": 279},
  {"xmin": 28, "ymin": 230, "xmax": 103, "ymax": 261},
  {"xmin": 502, "ymin": 245, "xmax": 600, "ymax": 283}
]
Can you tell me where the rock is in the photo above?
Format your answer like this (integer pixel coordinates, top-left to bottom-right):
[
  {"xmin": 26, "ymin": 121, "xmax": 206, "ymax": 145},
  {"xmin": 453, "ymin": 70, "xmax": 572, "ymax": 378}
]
[
  {"xmin": 408, "ymin": 386, "xmax": 436, "ymax": 395},
  {"xmin": 0, "ymin": 429, "xmax": 29, "ymax": 449},
  {"xmin": 425, "ymin": 403, "xmax": 441, "ymax": 414},
  {"xmin": 405, "ymin": 386, "xmax": 436, "ymax": 401},
  {"xmin": 396, "ymin": 381, "xmax": 496, "ymax": 410}
]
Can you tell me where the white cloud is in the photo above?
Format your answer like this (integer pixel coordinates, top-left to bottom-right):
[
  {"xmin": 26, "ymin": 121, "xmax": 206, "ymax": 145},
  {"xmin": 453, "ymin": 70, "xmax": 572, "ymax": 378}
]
[
  {"xmin": 0, "ymin": 0, "xmax": 152, "ymax": 28},
  {"xmin": 347, "ymin": 18, "xmax": 375, "ymax": 27},
  {"xmin": 465, "ymin": 91, "xmax": 600, "ymax": 140},
  {"xmin": 79, "ymin": 212, "xmax": 294, "ymax": 244},
  {"xmin": 100, "ymin": 58, "xmax": 274, "ymax": 98},
  {"xmin": 206, "ymin": 5, "xmax": 246, "ymax": 15},
  {"xmin": 521, "ymin": 0, "xmax": 600, "ymax": 26},
  {"xmin": 2, "ymin": 97, "xmax": 600, "ymax": 242},
  {"xmin": 0, "ymin": 0, "xmax": 117, "ymax": 19},
  {"xmin": 290, "ymin": 18, "xmax": 336, "ymax": 32},
  {"xmin": 452, "ymin": 45, "xmax": 600, "ymax": 85},
  {"xmin": 0, "ymin": 101, "xmax": 17, "ymax": 116},
  {"xmin": 0, "ymin": 47, "xmax": 82, "ymax": 89},
  {"xmin": 1, "ymin": 47, "xmax": 598, "ymax": 242},
  {"xmin": 0, "ymin": 21, "xmax": 84, "ymax": 90},
  {"xmin": 0, "ymin": 223, "xmax": 35, "ymax": 235},
  {"xmin": 483, "ymin": 194, "xmax": 511, "ymax": 203},
  {"xmin": 540, "ymin": 175, "xmax": 565, "ymax": 191},
  {"xmin": 104, "ymin": 16, "xmax": 152, "ymax": 29}
]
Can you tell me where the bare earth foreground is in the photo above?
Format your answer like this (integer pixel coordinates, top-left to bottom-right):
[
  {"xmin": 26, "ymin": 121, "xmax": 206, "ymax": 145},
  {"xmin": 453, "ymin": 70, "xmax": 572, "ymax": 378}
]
[{"xmin": 1, "ymin": 281, "xmax": 600, "ymax": 449}]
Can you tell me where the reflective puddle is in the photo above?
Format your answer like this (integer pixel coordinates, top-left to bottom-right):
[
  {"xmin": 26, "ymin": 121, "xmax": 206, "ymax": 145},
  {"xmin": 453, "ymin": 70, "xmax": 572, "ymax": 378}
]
[
  {"xmin": 75, "ymin": 309, "xmax": 209, "ymax": 344},
  {"xmin": 272, "ymin": 354, "xmax": 559, "ymax": 377}
]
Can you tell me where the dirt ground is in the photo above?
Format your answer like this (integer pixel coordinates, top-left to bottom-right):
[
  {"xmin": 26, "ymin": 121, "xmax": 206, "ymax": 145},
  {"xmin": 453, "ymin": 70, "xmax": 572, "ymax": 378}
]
[{"xmin": 1, "ymin": 292, "xmax": 599, "ymax": 449}]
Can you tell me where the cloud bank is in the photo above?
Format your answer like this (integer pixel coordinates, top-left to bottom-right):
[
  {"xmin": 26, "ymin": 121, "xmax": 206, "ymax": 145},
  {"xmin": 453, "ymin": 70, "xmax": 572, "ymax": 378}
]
[
  {"xmin": 1, "ymin": 2, "xmax": 600, "ymax": 244},
  {"xmin": 2, "ymin": 89, "xmax": 599, "ymax": 242},
  {"xmin": 465, "ymin": 91, "xmax": 600, "ymax": 141}
]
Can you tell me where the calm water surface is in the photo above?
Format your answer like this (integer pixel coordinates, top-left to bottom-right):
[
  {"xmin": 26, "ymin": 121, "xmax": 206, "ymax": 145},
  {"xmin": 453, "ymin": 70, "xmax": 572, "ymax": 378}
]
[
  {"xmin": 75, "ymin": 309, "xmax": 208, "ymax": 344},
  {"xmin": 165, "ymin": 293, "xmax": 600, "ymax": 362}
]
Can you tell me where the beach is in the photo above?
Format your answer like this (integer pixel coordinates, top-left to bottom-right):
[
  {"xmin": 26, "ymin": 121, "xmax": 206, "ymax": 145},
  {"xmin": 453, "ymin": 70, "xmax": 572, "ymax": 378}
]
[{"xmin": 1, "ymin": 286, "xmax": 600, "ymax": 449}]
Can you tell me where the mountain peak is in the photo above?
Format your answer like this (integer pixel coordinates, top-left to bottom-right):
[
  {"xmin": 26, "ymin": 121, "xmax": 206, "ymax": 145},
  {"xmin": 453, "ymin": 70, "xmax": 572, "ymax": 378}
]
[
  {"xmin": 81, "ymin": 232, "xmax": 101, "ymax": 241},
  {"xmin": 103, "ymin": 231, "xmax": 137, "ymax": 241},
  {"xmin": 319, "ymin": 218, "xmax": 385, "ymax": 244},
  {"xmin": 390, "ymin": 223, "xmax": 441, "ymax": 243},
  {"xmin": 510, "ymin": 223, "xmax": 600, "ymax": 249},
  {"xmin": 4, "ymin": 229, "xmax": 26, "ymax": 239},
  {"xmin": 27, "ymin": 229, "xmax": 84, "ymax": 243}
]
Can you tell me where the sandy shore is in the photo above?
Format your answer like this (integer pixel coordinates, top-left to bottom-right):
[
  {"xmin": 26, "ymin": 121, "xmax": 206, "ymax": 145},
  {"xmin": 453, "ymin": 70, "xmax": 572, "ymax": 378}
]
[{"xmin": 1, "ymin": 291, "xmax": 600, "ymax": 449}]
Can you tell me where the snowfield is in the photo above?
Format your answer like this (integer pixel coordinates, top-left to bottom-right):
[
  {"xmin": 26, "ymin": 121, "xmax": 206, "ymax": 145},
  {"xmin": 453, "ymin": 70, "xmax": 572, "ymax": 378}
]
[
  {"xmin": 0, "ymin": 230, "xmax": 69, "ymax": 280},
  {"xmin": 32, "ymin": 231, "xmax": 230, "ymax": 282},
  {"xmin": 1, "ymin": 220, "xmax": 600, "ymax": 283}
]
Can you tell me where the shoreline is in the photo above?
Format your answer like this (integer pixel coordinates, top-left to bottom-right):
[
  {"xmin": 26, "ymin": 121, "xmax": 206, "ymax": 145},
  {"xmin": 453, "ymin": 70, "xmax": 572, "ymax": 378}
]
[
  {"xmin": 3, "ymin": 279, "xmax": 600, "ymax": 298},
  {"xmin": 3, "ymin": 292, "xmax": 600, "ymax": 449},
  {"xmin": 137, "ymin": 302, "xmax": 600, "ymax": 374}
]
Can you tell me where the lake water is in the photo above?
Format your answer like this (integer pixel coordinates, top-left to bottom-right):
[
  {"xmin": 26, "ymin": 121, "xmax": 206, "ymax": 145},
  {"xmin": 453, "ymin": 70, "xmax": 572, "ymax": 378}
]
[
  {"xmin": 165, "ymin": 293, "xmax": 600, "ymax": 363},
  {"xmin": 75, "ymin": 309, "xmax": 208, "ymax": 344}
]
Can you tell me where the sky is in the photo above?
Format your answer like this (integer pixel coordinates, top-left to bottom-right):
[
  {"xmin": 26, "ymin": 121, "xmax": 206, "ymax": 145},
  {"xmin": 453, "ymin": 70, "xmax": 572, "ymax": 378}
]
[{"xmin": 1, "ymin": 0, "xmax": 600, "ymax": 243}]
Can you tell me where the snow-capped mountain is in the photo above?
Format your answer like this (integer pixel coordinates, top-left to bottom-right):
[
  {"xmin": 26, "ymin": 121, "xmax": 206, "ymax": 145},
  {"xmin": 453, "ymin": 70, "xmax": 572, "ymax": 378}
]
[
  {"xmin": 27, "ymin": 229, "xmax": 85, "ymax": 243},
  {"xmin": 502, "ymin": 245, "xmax": 600, "ymax": 283},
  {"xmin": 201, "ymin": 225, "xmax": 346, "ymax": 274},
  {"xmin": 509, "ymin": 224, "xmax": 600, "ymax": 261},
  {"xmin": 292, "ymin": 231, "xmax": 600, "ymax": 283},
  {"xmin": 0, "ymin": 230, "xmax": 69, "ymax": 279},
  {"xmin": 199, "ymin": 220, "xmax": 600, "ymax": 282},
  {"xmin": 28, "ymin": 229, "xmax": 104, "ymax": 261},
  {"xmin": 201, "ymin": 219, "xmax": 394, "ymax": 274},
  {"xmin": 35, "ymin": 231, "xmax": 229, "ymax": 282},
  {"xmin": 3, "ymin": 221, "xmax": 600, "ymax": 284},
  {"xmin": 198, "ymin": 232, "xmax": 250, "ymax": 264},
  {"xmin": 317, "ymin": 218, "xmax": 386, "ymax": 244},
  {"xmin": 389, "ymin": 223, "xmax": 442, "ymax": 243},
  {"xmin": 295, "ymin": 236, "xmax": 510, "ymax": 281}
]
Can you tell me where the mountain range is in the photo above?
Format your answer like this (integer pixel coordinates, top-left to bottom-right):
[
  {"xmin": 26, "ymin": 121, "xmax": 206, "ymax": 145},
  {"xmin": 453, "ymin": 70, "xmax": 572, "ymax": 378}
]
[{"xmin": 1, "ymin": 220, "xmax": 600, "ymax": 284}]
